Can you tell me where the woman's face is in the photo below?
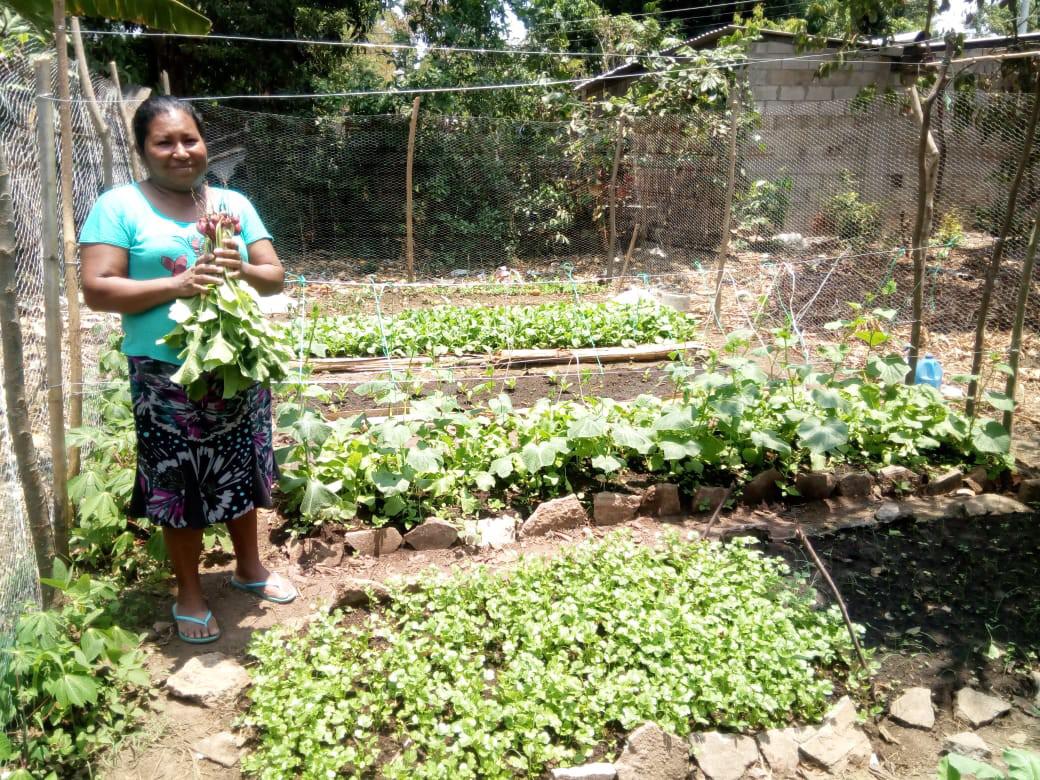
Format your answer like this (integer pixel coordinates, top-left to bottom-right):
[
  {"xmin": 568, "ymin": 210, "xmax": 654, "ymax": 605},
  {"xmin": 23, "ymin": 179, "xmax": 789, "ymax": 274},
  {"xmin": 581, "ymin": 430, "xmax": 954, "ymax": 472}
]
[{"xmin": 141, "ymin": 109, "xmax": 207, "ymax": 191}]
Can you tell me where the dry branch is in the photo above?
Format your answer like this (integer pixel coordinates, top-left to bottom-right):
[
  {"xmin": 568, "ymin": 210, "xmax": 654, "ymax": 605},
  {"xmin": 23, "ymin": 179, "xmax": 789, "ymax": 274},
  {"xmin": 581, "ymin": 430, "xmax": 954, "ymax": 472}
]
[
  {"xmin": 405, "ymin": 97, "xmax": 420, "ymax": 283},
  {"xmin": 70, "ymin": 17, "xmax": 112, "ymax": 189},
  {"xmin": 1004, "ymin": 213, "xmax": 1040, "ymax": 434},
  {"xmin": 713, "ymin": 82, "xmax": 741, "ymax": 324}
]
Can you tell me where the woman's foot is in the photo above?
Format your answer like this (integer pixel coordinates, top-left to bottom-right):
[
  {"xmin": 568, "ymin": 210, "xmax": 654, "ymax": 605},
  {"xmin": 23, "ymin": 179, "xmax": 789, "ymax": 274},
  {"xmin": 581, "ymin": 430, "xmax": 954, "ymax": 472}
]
[
  {"xmin": 231, "ymin": 566, "xmax": 297, "ymax": 603},
  {"xmin": 172, "ymin": 599, "xmax": 221, "ymax": 643}
]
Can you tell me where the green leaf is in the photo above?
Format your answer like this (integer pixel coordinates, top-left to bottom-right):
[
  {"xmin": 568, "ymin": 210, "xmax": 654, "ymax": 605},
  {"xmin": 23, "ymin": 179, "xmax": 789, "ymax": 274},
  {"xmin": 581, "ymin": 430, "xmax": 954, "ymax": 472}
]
[
  {"xmin": 939, "ymin": 754, "xmax": 1003, "ymax": 779},
  {"xmin": 372, "ymin": 469, "xmax": 409, "ymax": 495},
  {"xmin": 659, "ymin": 437, "xmax": 701, "ymax": 461},
  {"xmin": 202, "ymin": 332, "xmax": 236, "ymax": 370},
  {"xmin": 750, "ymin": 429, "xmax": 792, "ymax": 456},
  {"xmin": 984, "ymin": 391, "xmax": 1016, "ymax": 412},
  {"xmin": 971, "ymin": 420, "xmax": 1011, "ymax": 455},
  {"xmin": 796, "ymin": 417, "xmax": 849, "ymax": 454},
  {"xmin": 299, "ymin": 479, "xmax": 340, "ymax": 516},
  {"xmin": 379, "ymin": 424, "xmax": 413, "ymax": 450},
  {"xmin": 591, "ymin": 454, "xmax": 624, "ymax": 473},
  {"xmin": 611, "ymin": 424, "xmax": 653, "ymax": 454},
  {"xmin": 474, "ymin": 472, "xmax": 496, "ymax": 491},
  {"xmin": 44, "ymin": 673, "xmax": 99, "ymax": 708},
  {"xmin": 293, "ymin": 415, "xmax": 333, "ymax": 447},
  {"xmin": 568, "ymin": 415, "xmax": 607, "ymax": 439},
  {"xmin": 866, "ymin": 354, "xmax": 910, "ymax": 386},
  {"xmin": 853, "ymin": 329, "xmax": 888, "ymax": 347},
  {"xmin": 810, "ymin": 387, "xmax": 841, "ymax": 410},
  {"xmin": 489, "ymin": 455, "xmax": 514, "ymax": 479},
  {"xmin": 653, "ymin": 407, "xmax": 695, "ymax": 432},
  {"xmin": 406, "ymin": 447, "xmax": 442, "ymax": 473},
  {"xmin": 1003, "ymin": 748, "xmax": 1040, "ymax": 779}
]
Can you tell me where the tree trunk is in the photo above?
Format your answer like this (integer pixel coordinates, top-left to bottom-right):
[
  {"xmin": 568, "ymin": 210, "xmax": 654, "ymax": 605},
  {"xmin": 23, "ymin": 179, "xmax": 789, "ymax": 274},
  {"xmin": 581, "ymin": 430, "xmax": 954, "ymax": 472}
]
[
  {"xmin": 405, "ymin": 97, "xmax": 420, "ymax": 283},
  {"xmin": 70, "ymin": 17, "xmax": 113, "ymax": 189},
  {"xmin": 51, "ymin": 1, "xmax": 83, "ymax": 482},
  {"xmin": 1003, "ymin": 213, "xmax": 1039, "ymax": 435},
  {"xmin": 108, "ymin": 61, "xmax": 144, "ymax": 181},
  {"xmin": 713, "ymin": 82, "xmax": 741, "ymax": 326},
  {"xmin": 606, "ymin": 117, "xmax": 625, "ymax": 280},
  {"xmin": 0, "ymin": 145, "xmax": 54, "ymax": 589},
  {"xmin": 967, "ymin": 72, "xmax": 1040, "ymax": 416}
]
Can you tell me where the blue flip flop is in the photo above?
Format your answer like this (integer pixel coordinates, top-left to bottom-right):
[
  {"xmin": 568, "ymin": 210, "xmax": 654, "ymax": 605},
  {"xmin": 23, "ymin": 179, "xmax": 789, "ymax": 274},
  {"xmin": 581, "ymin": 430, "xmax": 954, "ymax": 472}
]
[
  {"xmin": 229, "ymin": 574, "xmax": 297, "ymax": 604},
  {"xmin": 171, "ymin": 604, "xmax": 221, "ymax": 644}
]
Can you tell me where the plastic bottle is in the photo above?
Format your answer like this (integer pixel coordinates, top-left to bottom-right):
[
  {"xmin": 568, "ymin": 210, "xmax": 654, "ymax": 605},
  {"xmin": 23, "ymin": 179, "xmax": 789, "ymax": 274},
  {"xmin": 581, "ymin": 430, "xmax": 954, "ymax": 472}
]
[{"xmin": 915, "ymin": 353, "xmax": 943, "ymax": 388}]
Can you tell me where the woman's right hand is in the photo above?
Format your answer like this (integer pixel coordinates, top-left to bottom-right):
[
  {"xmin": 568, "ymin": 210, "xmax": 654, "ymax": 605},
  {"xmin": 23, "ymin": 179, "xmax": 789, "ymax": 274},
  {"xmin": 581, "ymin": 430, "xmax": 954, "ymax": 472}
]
[{"xmin": 171, "ymin": 261, "xmax": 224, "ymax": 298}]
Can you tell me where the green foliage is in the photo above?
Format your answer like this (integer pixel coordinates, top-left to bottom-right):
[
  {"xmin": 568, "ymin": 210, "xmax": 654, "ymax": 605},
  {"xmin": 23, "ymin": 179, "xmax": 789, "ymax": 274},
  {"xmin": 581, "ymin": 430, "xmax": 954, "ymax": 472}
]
[
  {"xmin": 736, "ymin": 175, "xmax": 793, "ymax": 236},
  {"xmin": 821, "ymin": 171, "xmax": 882, "ymax": 246},
  {"xmin": 937, "ymin": 748, "xmax": 1040, "ymax": 780},
  {"xmin": 161, "ymin": 279, "xmax": 295, "ymax": 401},
  {"xmin": 0, "ymin": 562, "xmax": 150, "ymax": 778},
  {"xmin": 242, "ymin": 532, "xmax": 864, "ymax": 779},
  {"xmin": 307, "ymin": 301, "xmax": 700, "ymax": 358},
  {"xmin": 6, "ymin": 0, "xmax": 210, "ymax": 35},
  {"xmin": 278, "ymin": 323, "xmax": 1011, "ymax": 531}
]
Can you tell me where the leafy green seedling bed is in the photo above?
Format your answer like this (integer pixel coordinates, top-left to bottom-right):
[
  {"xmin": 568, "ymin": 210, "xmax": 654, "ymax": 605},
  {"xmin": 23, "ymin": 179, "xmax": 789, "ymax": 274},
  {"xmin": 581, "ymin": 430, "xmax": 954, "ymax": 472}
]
[{"xmin": 242, "ymin": 532, "xmax": 863, "ymax": 779}]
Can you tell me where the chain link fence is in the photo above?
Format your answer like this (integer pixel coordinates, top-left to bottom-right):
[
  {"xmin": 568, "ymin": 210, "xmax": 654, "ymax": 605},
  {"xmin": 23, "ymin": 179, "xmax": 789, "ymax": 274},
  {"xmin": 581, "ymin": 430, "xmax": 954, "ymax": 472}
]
[{"xmin": 0, "ymin": 44, "xmax": 1037, "ymax": 648}]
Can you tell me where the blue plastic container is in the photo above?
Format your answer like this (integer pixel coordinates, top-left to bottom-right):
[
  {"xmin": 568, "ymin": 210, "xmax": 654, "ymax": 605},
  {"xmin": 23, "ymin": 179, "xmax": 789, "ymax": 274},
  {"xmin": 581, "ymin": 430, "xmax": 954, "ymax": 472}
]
[{"xmin": 915, "ymin": 353, "xmax": 943, "ymax": 388}]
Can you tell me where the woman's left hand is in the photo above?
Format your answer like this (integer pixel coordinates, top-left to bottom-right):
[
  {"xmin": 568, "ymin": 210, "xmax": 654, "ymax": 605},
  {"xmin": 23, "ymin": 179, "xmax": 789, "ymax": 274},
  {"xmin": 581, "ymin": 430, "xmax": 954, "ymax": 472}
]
[{"xmin": 209, "ymin": 238, "xmax": 243, "ymax": 278}]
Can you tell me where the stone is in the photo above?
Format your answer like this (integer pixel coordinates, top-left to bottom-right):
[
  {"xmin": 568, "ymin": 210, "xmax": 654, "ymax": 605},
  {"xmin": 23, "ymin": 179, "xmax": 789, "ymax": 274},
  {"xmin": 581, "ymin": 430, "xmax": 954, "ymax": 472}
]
[
  {"xmin": 614, "ymin": 723, "xmax": 688, "ymax": 780},
  {"xmin": 193, "ymin": 732, "xmax": 241, "ymax": 768},
  {"xmin": 878, "ymin": 465, "xmax": 920, "ymax": 493},
  {"xmin": 756, "ymin": 727, "xmax": 815, "ymax": 776},
  {"xmin": 332, "ymin": 578, "xmax": 391, "ymax": 610},
  {"xmin": 693, "ymin": 486, "xmax": 730, "ymax": 512},
  {"xmin": 641, "ymin": 483, "xmax": 682, "ymax": 517},
  {"xmin": 772, "ymin": 232, "xmax": 807, "ymax": 249},
  {"xmin": 689, "ymin": 731, "xmax": 760, "ymax": 780},
  {"xmin": 925, "ymin": 468, "xmax": 964, "ymax": 496},
  {"xmin": 943, "ymin": 732, "xmax": 991, "ymax": 760},
  {"xmin": 403, "ymin": 519, "xmax": 458, "ymax": 550},
  {"xmin": 593, "ymin": 492, "xmax": 643, "ymax": 526},
  {"xmin": 551, "ymin": 764, "xmax": 618, "ymax": 780},
  {"xmin": 1032, "ymin": 670, "xmax": 1040, "ymax": 707},
  {"xmin": 152, "ymin": 620, "xmax": 173, "ymax": 635},
  {"xmin": 1019, "ymin": 478, "xmax": 1040, "ymax": 504},
  {"xmin": 298, "ymin": 539, "xmax": 340, "ymax": 567},
  {"xmin": 837, "ymin": 471, "xmax": 873, "ymax": 498},
  {"xmin": 955, "ymin": 688, "xmax": 1012, "ymax": 727},
  {"xmin": 344, "ymin": 527, "xmax": 403, "ymax": 557},
  {"xmin": 798, "ymin": 727, "xmax": 871, "ymax": 772},
  {"xmin": 519, "ymin": 495, "xmax": 588, "ymax": 538},
  {"xmin": 165, "ymin": 653, "xmax": 250, "ymax": 707},
  {"xmin": 461, "ymin": 514, "xmax": 517, "ymax": 548},
  {"xmin": 962, "ymin": 494, "xmax": 1032, "ymax": 517},
  {"xmin": 796, "ymin": 471, "xmax": 837, "ymax": 501},
  {"xmin": 823, "ymin": 696, "xmax": 859, "ymax": 732},
  {"xmin": 874, "ymin": 501, "xmax": 907, "ymax": 522},
  {"xmin": 744, "ymin": 468, "xmax": 783, "ymax": 506},
  {"xmin": 889, "ymin": 687, "xmax": 935, "ymax": 730},
  {"xmin": 967, "ymin": 466, "xmax": 997, "ymax": 493}
]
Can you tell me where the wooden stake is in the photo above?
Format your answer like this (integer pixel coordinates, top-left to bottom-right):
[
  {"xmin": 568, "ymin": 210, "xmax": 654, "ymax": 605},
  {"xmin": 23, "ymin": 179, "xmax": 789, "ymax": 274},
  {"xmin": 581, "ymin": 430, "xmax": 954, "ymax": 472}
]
[
  {"xmin": 50, "ymin": 1, "xmax": 82, "ymax": 481},
  {"xmin": 616, "ymin": 222, "xmax": 642, "ymax": 284},
  {"xmin": 108, "ymin": 61, "xmax": 144, "ymax": 181},
  {"xmin": 1003, "ymin": 214, "xmax": 1040, "ymax": 435},
  {"xmin": 70, "ymin": 17, "xmax": 112, "ymax": 189},
  {"xmin": 796, "ymin": 526, "xmax": 869, "ymax": 671},
  {"xmin": 405, "ymin": 96, "xmax": 420, "ymax": 283},
  {"xmin": 713, "ymin": 83, "xmax": 741, "ymax": 324},
  {"xmin": 34, "ymin": 55, "xmax": 71, "ymax": 562},
  {"xmin": 606, "ymin": 116, "xmax": 625, "ymax": 279},
  {"xmin": 906, "ymin": 50, "xmax": 950, "ymax": 383},
  {"xmin": 0, "ymin": 141, "xmax": 55, "ymax": 591},
  {"xmin": 160, "ymin": 69, "xmax": 171, "ymax": 95},
  {"xmin": 967, "ymin": 72, "xmax": 1040, "ymax": 416}
]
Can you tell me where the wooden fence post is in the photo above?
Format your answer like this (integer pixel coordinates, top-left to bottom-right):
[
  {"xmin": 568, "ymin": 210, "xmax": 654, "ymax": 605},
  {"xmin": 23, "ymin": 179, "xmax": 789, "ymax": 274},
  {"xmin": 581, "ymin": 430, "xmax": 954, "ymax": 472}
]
[
  {"xmin": 34, "ymin": 56, "xmax": 71, "ymax": 562},
  {"xmin": 50, "ymin": 1, "xmax": 83, "ymax": 479},
  {"xmin": 160, "ymin": 69, "xmax": 171, "ymax": 95},
  {"xmin": 606, "ymin": 116, "xmax": 625, "ymax": 280},
  {"xmin": 70, "ymin": 17, "xmax": 113, "ymax": 189},
  {"xmin": 109, "ymin": 61, "xmax": 144, "ymax": 181},
  {"xmin": 0, "ymin": 142, "xmax": 54, "ymax": 587},
  {"xmin": 1003, "ymin": 214, "xmax": 1039, "ymax": 436},
  {"xmin": 405, "ymin": 97, "xmax": 420, "ymax": 283},
  {"xmin": 713, "ymin": 82, "xmax": 741, "ymax": 324}
]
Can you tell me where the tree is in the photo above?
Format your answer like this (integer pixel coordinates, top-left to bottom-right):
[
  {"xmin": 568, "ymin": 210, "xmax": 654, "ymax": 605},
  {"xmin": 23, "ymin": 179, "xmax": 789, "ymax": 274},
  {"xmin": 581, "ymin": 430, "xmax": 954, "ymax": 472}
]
[{"xmin": 0, "ymin": 0, "xmax": 209, "ymax": 33}]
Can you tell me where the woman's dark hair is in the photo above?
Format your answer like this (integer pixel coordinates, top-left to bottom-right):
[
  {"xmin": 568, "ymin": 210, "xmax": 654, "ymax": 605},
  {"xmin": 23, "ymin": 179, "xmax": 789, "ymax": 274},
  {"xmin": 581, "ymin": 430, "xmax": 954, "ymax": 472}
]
[{"xmin": 132, "ymin": 96, "xmax": 206, "ymax": 152}]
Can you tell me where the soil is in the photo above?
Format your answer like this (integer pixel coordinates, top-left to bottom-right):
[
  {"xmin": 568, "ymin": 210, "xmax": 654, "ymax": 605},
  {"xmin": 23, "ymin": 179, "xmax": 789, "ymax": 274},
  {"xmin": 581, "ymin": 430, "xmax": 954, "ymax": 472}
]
[{"xmin": 103, "ymin": 494, "xmax": 1040, "ymax": 780}]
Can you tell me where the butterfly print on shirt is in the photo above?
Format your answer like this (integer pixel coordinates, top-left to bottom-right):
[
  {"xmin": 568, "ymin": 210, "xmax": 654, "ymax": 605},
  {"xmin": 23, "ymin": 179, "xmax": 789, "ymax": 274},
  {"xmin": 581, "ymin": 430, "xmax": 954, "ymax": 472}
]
[{"xmin": 161, "ymin": 254, "xmax": 188, "ymax": 275}]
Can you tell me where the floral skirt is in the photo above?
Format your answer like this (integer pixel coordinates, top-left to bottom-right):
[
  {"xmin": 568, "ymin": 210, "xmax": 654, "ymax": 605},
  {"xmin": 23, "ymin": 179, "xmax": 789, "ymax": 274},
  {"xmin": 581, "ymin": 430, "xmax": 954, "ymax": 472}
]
[{"xmin": 127, "ymin": 357, "xmax": 278, "ymax": 529}]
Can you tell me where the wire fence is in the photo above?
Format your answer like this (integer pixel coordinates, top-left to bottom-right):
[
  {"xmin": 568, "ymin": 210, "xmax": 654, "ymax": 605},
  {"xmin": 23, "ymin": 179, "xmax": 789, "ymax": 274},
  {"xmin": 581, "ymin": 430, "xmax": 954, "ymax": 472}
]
[{"xmin": 0, "ymin": 41, "xmax": 1037, "ymax": 651}]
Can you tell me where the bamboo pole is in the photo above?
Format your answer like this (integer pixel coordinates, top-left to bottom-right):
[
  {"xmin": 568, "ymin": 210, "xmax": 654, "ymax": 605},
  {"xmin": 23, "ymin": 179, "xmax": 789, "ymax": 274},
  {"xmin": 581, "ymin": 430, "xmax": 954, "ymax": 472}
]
[
  {"xmin": 0, "ymin": 142, "xmax": 54, "ymax": 589},
  {"xmin": 616, "ymin": 222, "xmax": 642, "ymax": 284},
  {"xmin": 1003, "ymin": 214, "xmax": 1040, "ymax": 435},
  {"xmin": 405, "ymin": 96, "xmax": 420, "ymax": 283},
  {"xmin": 606, "ymin": 116, "xmax": 625, "ymax": 280},
  {"xmin": 160, "ymin": 69, "xmax": 171, "ymax": 95},
  {"xmin": 713, "ymin": 83, "xmax": 741, "ymax": 323},
  {"xmin": 50, "ymin": 0, "xmax": 82, "ymax": 480},
  {"xmin": 70, "ymin": 17, "xmax": 112, "ymax": 189},
  {"xmin": 108, "ymin": 61, "xmax": 144, "ymax": 181},
  {"xmin": 34, "ymin": 56, "xmax": 71, "ymax": 562},
  {"xmin": 967, "ymin": 73, "xmax": 1040, "ymax": 417}
]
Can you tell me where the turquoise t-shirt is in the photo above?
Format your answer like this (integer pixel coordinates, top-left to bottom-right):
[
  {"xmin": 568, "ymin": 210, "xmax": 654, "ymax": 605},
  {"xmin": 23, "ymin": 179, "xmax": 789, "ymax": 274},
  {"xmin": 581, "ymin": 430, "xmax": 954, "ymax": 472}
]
[{"xmin": 78, "ymin": 183, "xmax": 272, "ymax": 364}]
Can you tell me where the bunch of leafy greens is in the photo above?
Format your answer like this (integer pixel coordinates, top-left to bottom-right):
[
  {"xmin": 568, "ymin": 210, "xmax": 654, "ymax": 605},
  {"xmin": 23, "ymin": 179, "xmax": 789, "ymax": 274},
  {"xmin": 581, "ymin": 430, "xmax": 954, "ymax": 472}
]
[
  {"xmin": 162, "ymin": 279, "xmax": 294, "ymax": 400},
  {"xmin": 241, "ymin": 532, "xmax": 864, "ymax": 779}
]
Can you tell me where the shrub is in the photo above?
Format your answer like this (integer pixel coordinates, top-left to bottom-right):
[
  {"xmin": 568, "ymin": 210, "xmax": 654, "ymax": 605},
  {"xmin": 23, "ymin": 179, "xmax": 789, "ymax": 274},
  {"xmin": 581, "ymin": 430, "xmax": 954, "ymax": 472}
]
[
  {"xmin": 821, "ymin": 172, "xmax": 882, "ymax": 246},
  {"xmin": 736, "ymin": 175, "xmax": 793, "ymax": 235}
]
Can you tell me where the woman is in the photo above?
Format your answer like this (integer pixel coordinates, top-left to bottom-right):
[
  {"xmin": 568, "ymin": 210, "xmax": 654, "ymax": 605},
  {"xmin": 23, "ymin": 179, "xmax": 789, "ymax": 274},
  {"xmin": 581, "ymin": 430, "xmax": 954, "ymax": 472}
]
[{"xmin": 80, "ymin": 96, "xmax": 296, "ymax": 644}]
